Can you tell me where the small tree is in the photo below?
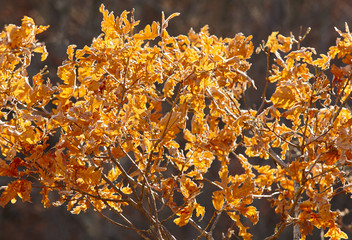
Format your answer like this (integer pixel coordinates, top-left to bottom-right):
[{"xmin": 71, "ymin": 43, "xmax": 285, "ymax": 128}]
[{"xmin": 0, "ymin": 4, "xmax": 351, "ymax": 239}]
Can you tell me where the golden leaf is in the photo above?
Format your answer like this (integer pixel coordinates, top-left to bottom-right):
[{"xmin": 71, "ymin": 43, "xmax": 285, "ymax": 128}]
[
  {"xmin": 265, "ymin": 32, "xmax": 292, "ymax": 53},
  {"xmin": 195, "ymin": 203, "xmax": 205, "ymax": 220},
  {"xmin": 212, "ymin": 191, "xmax": 224, "ymax": 211},
  {"xmin": 0, "ymin": 179, "xmax": 32, "ymax": 207},
  {"xmin": 57, "ymin": 63, "xmax": 76, "ymax": 86},
  {"xmin": 121, "ymin": 186, "xmax": 132, "ymax": 194},
  {"xmin": 313, "ymin": 54, "xmax": 331, "ymax": 70},
  {"xmin": 174, "ymin": 204, "xmax": 194, "ymax": 226},
  {"xmin": 33, "ymin": 45, "xmax": 48, "ymax": 61},
  {"xmin": 299, "ymin": 200, "xmax": 314, "ymax": 212},
  {"xmin": 180, "ymin": 176, "xmax": 199, "ymax": 199},
  {"xmin": 67, "ymin": 44, "xmax": 76, "ymax": 61},
  {"xmin": 324, "ymin": 225, "xmax": 348, "ymax": 240},
  {"xmin": 134, "ymin": 22, "xmax": 159, "ymax": 40},
  {"xmin": 40, "ymin": 187, "xmax": 51, "ymax": 208},
  {"xmin": 271, "ymin": 84, "xmax": 298, "ymax": 109},
  {"xmin": 107, "ymin": 167, "xmax": 121, "ymax": 182},
  {"xmin": 227, "ymin": 212, "xmax": 253, "ymax": 240},
  {"xmin": 241, "ymin": 206, "xmax": 258, "ymax": 224}
]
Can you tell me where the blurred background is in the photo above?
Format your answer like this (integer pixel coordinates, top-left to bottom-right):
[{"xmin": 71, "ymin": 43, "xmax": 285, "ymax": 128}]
[{"xmin": 0, "ymin": 0, "xmax": 351, "ymax": 239}]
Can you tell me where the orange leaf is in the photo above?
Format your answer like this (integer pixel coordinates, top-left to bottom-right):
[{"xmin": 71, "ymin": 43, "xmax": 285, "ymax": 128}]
[
  {"xmin": 271, "ymin": 84, "xmax": 298, "ymax": 109},
  {"xmin": 180, "ymin": 176, "xmax": 199, "ymax": 199},
  {"xmin": 195, "ymin": 203, "xmax": 205, "ymax": 220},
  {"xmin": 212, "ymin": 191, "xmax": 224, "ymax": 211},
  {"xmin": 0, "ymin": 179, "xmax": 32, "ymax": 207},
  {"xmin": 313, "ymin": 54, "xmax": 331, "ymax": 70},
  {"xmin": 174, "ymin": 204, "xmax": 194, "ymax": 226},
  {"xmin": 67, "ymin": 44, "xmax": 76, "ymax": 61},
  {"xmin": 324, "ymin": 225, "xmax": 348, "ymax": 240},
  {"xmin": 134, "ymin": 22, "xmax": 159, "ymax": 40},
  {"xmin": 241, "ymin": 206, "xmax": 258, "ymax": 224},
  {"xmin": 265, "ymin": 32, "xmax": 292, "ymax": 53}
]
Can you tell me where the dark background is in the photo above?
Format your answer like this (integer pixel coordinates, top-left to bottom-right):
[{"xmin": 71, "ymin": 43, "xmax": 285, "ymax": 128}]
[{"xmin": 0, "ymin": 0, "xmax": 351, "ymax": 239}]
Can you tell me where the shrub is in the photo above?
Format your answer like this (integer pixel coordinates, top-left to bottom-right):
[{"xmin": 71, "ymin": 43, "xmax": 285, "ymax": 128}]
[{"xmin": 0, "ymin": 4, "xmax": 351, "ymax": 240}]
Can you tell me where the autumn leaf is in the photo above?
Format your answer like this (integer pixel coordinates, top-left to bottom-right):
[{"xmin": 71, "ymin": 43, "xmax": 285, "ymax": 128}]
[
  {"xmin": 33, "ymin": 45, "xmax": 48, "ymax": 61},
  {"xmin": 313, "ymin": 54, "xmax": 331, "ymax": 70},
  {"xmin": 212, "ymin": 191, "xmax": 224, "ymax": 211},
  {"xmin": 227, "ymin": 212, "xmax": 253, "ymax": 240},
  {"xmin": 134, "ymin": 22, "xmax": 159, "ymax": 40},
  {"xmin": 195, "ymin": 203, "xmax": 205, "ymax": 221},
  {"xmin": 240, "ymin": 206, "xmax": 259, "ymax": 224},
  {"xmin": 66, "ymin": 44, "xmax": 76, "ymax": 61},
  {"xmin": 0, "ymin": 179, "xmax": 32, "ymax": 207},
  {"xmin": 271, "ymin": 83, "xmax": 298, "ymax": 109},
  {"xmin": 180, "ymin": 176, "xmax": 199, "ymax": 199},
  {"xmin": 324, "ymin": 225, "xmax": 348, "ymax": 240},
  {"xmin": 174, "ymin": 204, "xmax": 194, "ymax": 226},
  {"xmin": 265, "ymin": 32, "xmax": 293, "ymax": 53}
]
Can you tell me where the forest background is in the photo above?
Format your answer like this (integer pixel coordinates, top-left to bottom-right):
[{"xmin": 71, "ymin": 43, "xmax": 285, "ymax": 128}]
[{"xmin": 0, "ymin": 0, "xmax": 351, "ymax": 239}]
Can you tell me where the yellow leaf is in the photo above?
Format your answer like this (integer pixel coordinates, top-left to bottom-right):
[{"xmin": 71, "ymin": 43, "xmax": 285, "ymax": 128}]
[
  {"xmin": 212, "ymin": 191, "xmax": 224, "ymax": 211},
  {"xmin": 99, "ymin": 4, "xmax": 121, "ymax": 37},
  {"xmin": 277, "ymin": 34, "xmax": 293, "ymax": 52},
  {"xmin": 174, "ymin": 204, "xmax": 194, "ymax": 226},
  {"xmin": 121, "ymin": 186, "xmax": 132, "ymax": 194},
  {"xmin": 271, "ymin": 84, "xmax": 298, "ymax": 109},
  {"xmin": 13, "ymin": 76, "xmax": 30, "ymax": 99},
  {"xmin": 67, "ymin": 44, "xmax": 76, "ymax": 61},
  {"xmin": 218, "ymin": 165, "xmax": 229, "ymax": 187},
  {"xmin": 40, "ymin": 187, "xmax": 51, "ymax": 208},
  {"xmin": 0, "ymin": 180, "xmax": 32, "ymax": 207},
  {"xmin": 313, "ymin": 54, "xmax": 331, "ymax": 70},
  {"xmin": 35, "ymin": 24, "xmax": 50, "ymax": 34},
  {"xmin": 134, "ymin": 22, "xmax": 159, "ymax": 40},
  {"xmin": 90, "ymin": 169, "xmax": 102, "ymax": 185},
  {"xmin": 299, "ymin": 200, "xmax": 314, "ymax": 212},
  {"xmin": 324, "ymin": 226, "xmax": 348, "ymax": 240},
  {"xmin": 195, "ymin": 203, "xmax": 205, "ymax": 220},
  {"xmin": 71, "ymin": 201, "xmax": 88, "ymax": 215},
  {"xmin": 184, "ymin": 129, "xmax": 196, "ymax": 143},
  {"xmin": 107, "ymin": 167, "xmax": 121, "ymax": 182},
  {"xmin": 33, "ymin": 45, "xmax": 48, "ymax": 61},
  {"xmin": 227, "ymin": 212, "xmax": 253, "ymax": 240},
  {"xmin": 58, "ymin": 86, "xmax": 74, "ymax": 99},
  {"xmin": 57, "ymin": 63, "xmax": 76, "ymax": 86},
  {"xmin": 180, "ymin": 176, "xmax": 199, "ymax": 199},
  {"xmin": 265, "ymin": 32, "xmax": 292, "ymax": 53},
  {"xmin": 241, "ymin": 206, "xmax": 258, "ymax": 224}
]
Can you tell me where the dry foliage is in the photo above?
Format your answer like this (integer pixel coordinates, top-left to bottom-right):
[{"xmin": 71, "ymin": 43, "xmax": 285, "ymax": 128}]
[{"xmin": 1, "ymin": 4, "xmax": 352, "ymax": 240}]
